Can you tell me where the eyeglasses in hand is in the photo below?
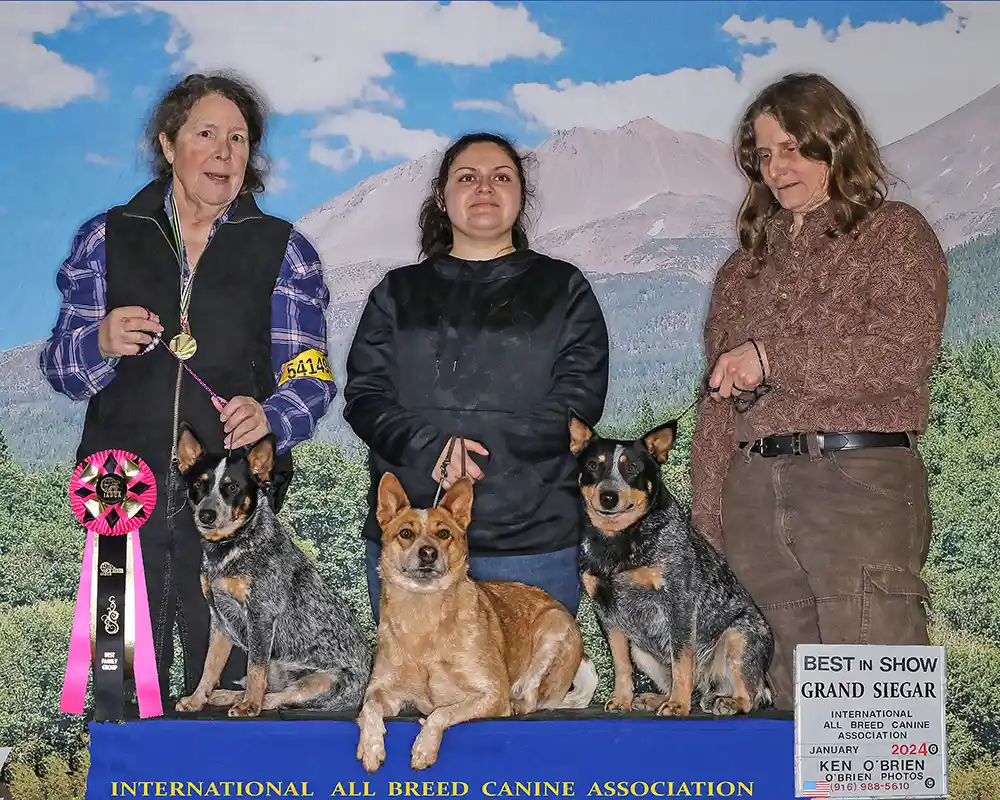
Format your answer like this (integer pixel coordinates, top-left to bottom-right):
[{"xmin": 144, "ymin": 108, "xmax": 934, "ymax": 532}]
[
  {"xmin": 700, "ymin": 377, "xmax": 773, "ymax": 414},
  {"xmin": 732, "ymin": 382, "xmax": 772, "ymax": 413}
]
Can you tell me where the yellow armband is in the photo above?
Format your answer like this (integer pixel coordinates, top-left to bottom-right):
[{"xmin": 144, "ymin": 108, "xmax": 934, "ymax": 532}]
[{"xmin": 277, "ymin": 348, "xmax": 334, "ymax": 387}]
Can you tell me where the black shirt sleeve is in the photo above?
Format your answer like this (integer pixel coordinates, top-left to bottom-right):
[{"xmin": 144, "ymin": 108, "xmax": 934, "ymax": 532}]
[
  {"xmin": 502, "ymin": 270, "xmax": 610, "ymax": 462},
  {"xmin": 342, "ymin": 274, "xmax": 447, "ymax": 474}
]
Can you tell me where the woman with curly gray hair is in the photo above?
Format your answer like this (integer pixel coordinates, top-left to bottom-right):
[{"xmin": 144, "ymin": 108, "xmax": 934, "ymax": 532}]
[{"xmin": 39, "ymin": 72, "xmax": 336, "ymax": 702}]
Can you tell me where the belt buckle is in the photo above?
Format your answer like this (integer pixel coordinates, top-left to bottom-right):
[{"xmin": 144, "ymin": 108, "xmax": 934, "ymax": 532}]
[
  {"xmin": 790, "ymin": 432, "xmax": 804, "ymax": 456},
  {"xmin": 753, "ymin": 437, "xmax": 765, "ymax": 456}
]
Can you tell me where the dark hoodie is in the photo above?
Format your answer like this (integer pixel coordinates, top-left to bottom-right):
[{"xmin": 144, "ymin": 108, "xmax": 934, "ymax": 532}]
[{"xmin": 343, "ymin": 248, "xmax": 610, "ymax": 556}]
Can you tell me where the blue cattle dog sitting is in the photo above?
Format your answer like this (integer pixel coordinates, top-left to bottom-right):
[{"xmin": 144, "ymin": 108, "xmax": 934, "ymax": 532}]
[
  {"xmin": 174, "ymin": 423, "xmax": 371, "ymax": 717},
  {"xmin": 569, "ymin": 412, "xmax": 773, "ymax": 717}
]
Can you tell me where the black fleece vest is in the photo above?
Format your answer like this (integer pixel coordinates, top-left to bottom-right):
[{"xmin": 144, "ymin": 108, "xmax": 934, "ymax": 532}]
[{"xmin": 77, "ymin": 180, "xmax": 294, "ymax": 499}]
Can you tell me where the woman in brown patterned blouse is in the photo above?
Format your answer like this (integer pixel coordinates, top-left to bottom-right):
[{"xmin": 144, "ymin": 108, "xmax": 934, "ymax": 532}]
[{"xmin": 690, "ymin": 73, "xmax": 949, "ymax": 710}]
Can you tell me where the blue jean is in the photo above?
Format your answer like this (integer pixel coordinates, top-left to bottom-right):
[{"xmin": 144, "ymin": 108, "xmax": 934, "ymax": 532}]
[{"xmin": 364, "ymin": 539, "xmax": 581, "ymax": 625}]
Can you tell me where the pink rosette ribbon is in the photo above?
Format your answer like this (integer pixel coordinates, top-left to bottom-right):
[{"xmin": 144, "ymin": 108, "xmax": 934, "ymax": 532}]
[{"xmin": 61, "ymin": 449, "xmax": 162, "ymax": 720}]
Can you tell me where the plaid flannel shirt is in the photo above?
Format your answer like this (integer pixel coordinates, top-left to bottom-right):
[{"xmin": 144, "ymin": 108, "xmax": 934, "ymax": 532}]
[{"xmin": 38, "ymin": 185, "xmax": 336, "ymax": 454}]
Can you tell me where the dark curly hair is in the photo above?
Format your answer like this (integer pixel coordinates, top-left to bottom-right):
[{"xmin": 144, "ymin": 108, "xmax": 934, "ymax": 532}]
[
  {"xmin": 145, "ymin": 71, "xmax": 270, "ymax": 195},
  {"xmin": 735, "ymin": 72, "xmax": 890, "ymax": 265},
  {"xmin": 418, "ymin": 132, "xmax": 536, "ymax": 259}
]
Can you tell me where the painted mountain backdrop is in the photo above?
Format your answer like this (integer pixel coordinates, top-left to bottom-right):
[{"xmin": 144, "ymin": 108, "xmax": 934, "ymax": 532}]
[{"xmin": 1, "ymin": 83, "xmax": 998, "ymax": 471}]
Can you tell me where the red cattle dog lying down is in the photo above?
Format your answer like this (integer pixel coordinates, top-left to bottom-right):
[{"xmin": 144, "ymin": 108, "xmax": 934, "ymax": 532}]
[{"xmin": 356, "ymin": 473, "xmax": 597, "ymax": 772}]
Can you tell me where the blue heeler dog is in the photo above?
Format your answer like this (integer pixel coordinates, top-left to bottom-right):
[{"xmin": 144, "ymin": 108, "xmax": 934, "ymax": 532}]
[
  {"xmin": 569, "ymin": 412, "xmax": 773, "ymax": 717},
  {"xmin": 174, "ymin": 423, "xmax": 371, "ymax": 717}
]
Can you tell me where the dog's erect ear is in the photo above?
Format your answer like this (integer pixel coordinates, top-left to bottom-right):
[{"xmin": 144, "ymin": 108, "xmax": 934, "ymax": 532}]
[
  {"xmin": 642, "ymin": 420, "xmax": 677, "ymax": 465},
  {"xmin": 376, "ymin": 472, "xmax": 410, "ymax": 527},
  {"xmin": 440, "ymin": 476, "xmax": 474, "ymax": 530},
  {"xmin": 248, "ymin": 434, "xmax": 276, "ymax": 483},
  {"xmin": 176, "ymin": 422, "xmax": 203, "ymax": 474},
  {"xmin": 568, "ymin": 408, "xmax": 595, "ymax": 456}
]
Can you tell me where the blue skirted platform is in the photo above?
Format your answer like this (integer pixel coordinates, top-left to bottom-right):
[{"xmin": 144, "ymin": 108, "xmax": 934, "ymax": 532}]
[{"xmin": 86, "ymin": 708, "xmax": 795, "ymax": 798}]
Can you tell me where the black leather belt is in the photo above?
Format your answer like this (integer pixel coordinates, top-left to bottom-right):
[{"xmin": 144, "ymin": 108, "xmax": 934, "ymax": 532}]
[{"xmin": 742, "ymin": 432, "xmax": 911, "ymax": 458}]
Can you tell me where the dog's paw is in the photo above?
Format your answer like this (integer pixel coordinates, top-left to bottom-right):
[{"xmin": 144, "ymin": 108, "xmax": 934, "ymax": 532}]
[
  {"xmin": 228, "ymin": 698, "xmax": 262, "ymax": 718},
  {"xmin": 510, "ymin": 698, "xmax": 536, "ymax": 716},
  {"xmin": 357, "ymin": 734, "xmax": 386, "ymax": 774},
  {"xmin": 710, "ymin": 696, "xmax": 745, "ymax": 716},
  {"xmin": 655, "ymin": 698, "xmax": 691, "ymax": 717},
  {"xmin": 509, "ymin": 677, "xmax": 539, "ymax": 715},
  {"xmin": 206, "ymin": 689, "xmax": 243, "ymax": 706},
  {"xmin": 605, "ymin": 692, "xmax": 633, "ymax": 712},
  {"xmin": 632, "ymin": 692, "xmax": 671, "ymax": 713},
  {"xmin": 410, "ymin": 727, "xmax": 442, "ymax": 771},
  {"xmin": 175, "ymin": 693, "xmax": 206, "ymax": 713},
  {"xmin": 510, "ymin": 675, "xmax": 536, "ymax": 700}
]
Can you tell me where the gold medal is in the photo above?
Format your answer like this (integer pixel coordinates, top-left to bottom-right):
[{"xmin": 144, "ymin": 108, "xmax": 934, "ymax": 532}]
[{"xmin": 169, "ymin": 333, "xmax": 198, "ymax": 361}]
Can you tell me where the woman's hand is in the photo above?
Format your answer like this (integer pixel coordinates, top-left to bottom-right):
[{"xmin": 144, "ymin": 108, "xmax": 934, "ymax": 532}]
[
  {"xmin": 432, "ymin": 437, "xmax": 490, "ymax": 490},
  {"xmin": 98, "ymin": 306, "xmax": 163, "ymax": 357},
  {"xmin": 708, "ymin": 340, "xmax": 769, "ymax": 400},
  {"xmin": 214, "ymin": 396, "xmax": 270, "ymax": 449}
]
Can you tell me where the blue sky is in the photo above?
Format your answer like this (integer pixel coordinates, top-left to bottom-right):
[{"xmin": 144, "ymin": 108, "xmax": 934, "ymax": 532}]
[{"xmin": 1, "ymin": 0, "xmax": 990, "ymax": 349}]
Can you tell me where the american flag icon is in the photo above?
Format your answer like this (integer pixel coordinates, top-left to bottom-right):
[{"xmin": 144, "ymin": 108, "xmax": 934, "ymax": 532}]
[{"xmin": 802, "ymin": 780, "xmax": 832, "ymax": 798}]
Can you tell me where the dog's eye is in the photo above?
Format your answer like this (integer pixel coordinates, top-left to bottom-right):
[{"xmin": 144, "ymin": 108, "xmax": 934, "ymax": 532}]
[
  {"xmin": 586, "ymin": 459, "xmax": 599, "ymax": 472},
  {"xmin": 625, "ymin": 462, "xmax": 640, "ymax": 476},
  {"xmin": 398, "ymin": 529, "xmax": 414, "ymax": 540},
  {"xmin": 435, "ymin": 529, "xmax": 451, "ymax": 540}
]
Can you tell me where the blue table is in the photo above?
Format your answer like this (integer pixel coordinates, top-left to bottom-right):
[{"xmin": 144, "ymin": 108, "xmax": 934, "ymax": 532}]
[{"xmin": 87, "ymin": 709, "xmax": 796, "ymax": 798}]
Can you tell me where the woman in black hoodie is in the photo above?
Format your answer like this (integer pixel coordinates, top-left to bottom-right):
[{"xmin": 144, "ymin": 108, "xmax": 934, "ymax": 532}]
[{"xmin": 344, "ymin": 132, "xmax": 610, "ymax": 622}]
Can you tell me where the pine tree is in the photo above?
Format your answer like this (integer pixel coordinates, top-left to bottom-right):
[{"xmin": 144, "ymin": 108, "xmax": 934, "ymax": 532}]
[{"xmin": 0, "ymin": 425, "xmax": 10, "ymax": 467}]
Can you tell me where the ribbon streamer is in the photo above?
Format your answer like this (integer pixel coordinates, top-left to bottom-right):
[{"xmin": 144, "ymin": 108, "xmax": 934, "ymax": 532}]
[
  {"xmin": 157, "ymin": 338, "xmax": 227, "ymax": 408},
  {"xmin": 62, "ymin": 449, "xmax": 162, "ymax": 721}
]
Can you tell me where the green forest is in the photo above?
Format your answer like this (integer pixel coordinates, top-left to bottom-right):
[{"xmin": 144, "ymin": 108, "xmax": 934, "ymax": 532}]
[
  {"xmin": 1, "ymin": 337, "xmax": 999, "ymax": 798},
  {"xmin": 2, "ymin": 227, "xmax": 1000, "ymax": 798}
]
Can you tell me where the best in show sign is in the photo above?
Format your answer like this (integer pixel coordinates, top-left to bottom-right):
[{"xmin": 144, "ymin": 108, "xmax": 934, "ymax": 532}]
[{"xmin": 794, "ymin": 644, "xmax": 948, "ymax": 799}]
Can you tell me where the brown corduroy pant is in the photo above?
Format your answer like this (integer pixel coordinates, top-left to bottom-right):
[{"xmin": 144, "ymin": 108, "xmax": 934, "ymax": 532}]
[{"xmin": 720, "ymin": 434, "xmax": 933, "ymax": 711}]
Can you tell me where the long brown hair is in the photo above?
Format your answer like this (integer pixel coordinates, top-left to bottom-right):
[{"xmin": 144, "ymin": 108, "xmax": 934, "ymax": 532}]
[{"xmin": 735, "ymin": 73, "xmax": 889, "ymax": 262}]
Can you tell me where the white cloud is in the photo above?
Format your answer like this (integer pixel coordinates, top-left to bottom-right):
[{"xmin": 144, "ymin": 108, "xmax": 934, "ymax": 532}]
[
  {"xmin": 85, "ymin": 2, "xmax": 135, "ymax": 18},
  {"xmin": 307, "ymin": 110, "xmax": 448, "ymax": 171},
  {"xmin": 309, "ymin": 142, "xmax": 356, "ymax": 172},
  {"xmin": 0, "ymin": 0, "xmax": 562, "ymax": 182},
  {"xmin": 133, "ymin": 1, "xmax": 558, "ymax": 170},
  {"xmin": 0, "ymin": 2, "xmax": 98, "ymax": 110},
  {"xmin": 453, "ymin": 99, "xmax": 514, "ymax": 116},
  {"xmin": 268, "ymin": 157, "xmax": 292, "ymax": 194},
  {"xmin": 140, "ymin": 1, "xmax": 561, "ymax": 115},
  {"xmin": 511, "ymin": 1, "xmax": 1000, "ymax": 145},
  {"xmin": 85, "ymin": 153, "xmax": 117, "ymax": 166}
]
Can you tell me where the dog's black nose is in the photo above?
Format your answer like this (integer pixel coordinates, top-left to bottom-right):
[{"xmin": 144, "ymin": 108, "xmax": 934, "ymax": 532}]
[
  {"xmin": 599, "ymin": 491, "xmax": 618, "ymax": 510},
  {"xmin": 198, "ymin": 509, "xmax": 217, "ymax": 526},
  {"xmin": 417, "ymin": 545, "xmax": 438, "ymax": 566}
]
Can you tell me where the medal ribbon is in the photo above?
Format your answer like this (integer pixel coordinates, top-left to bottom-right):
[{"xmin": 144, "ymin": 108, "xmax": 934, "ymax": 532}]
[
  {"xmin": 163, "ymin": 189, "xmax": 226, "ymax": 407},
  {"xmin": 168, "ymin": 191, "xmax": 195, "ymax": 337}
]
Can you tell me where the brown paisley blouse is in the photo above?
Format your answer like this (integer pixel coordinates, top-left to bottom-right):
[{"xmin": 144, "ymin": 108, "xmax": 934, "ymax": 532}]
[{"xmin": 690, "ymin": 200, "xmax": 949, "ymax": 549}]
